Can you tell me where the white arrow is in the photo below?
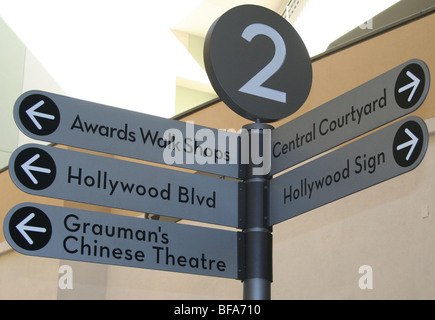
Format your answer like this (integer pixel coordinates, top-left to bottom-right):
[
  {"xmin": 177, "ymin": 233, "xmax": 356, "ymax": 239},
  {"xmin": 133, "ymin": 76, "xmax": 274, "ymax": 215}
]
[
  {"xmin": 396, "ymin": 128, "xmax": 419, "ymax": 161},
  {"xmin": 398, "ymin": 71, "xmax": 421, "ymax": 102},
  {"xmin": 26, "ymin": 100, "xmax": 55, "ymax": 130},
  {"xmin": 21, "ymin": 153, "xmax": 52, "ymax": 184},
  {"xmin": 16, "ymin": 213, "xmax": 47, "ymax": 245}
]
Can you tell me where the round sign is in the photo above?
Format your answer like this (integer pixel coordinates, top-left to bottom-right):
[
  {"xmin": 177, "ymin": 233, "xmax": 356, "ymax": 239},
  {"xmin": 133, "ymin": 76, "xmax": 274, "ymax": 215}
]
[
  {"xmin": 18, "ymin": 94, "xmax": 60, "ymax": 136},
  {"xmin": 14, "ymin": 147, "xmax": 57, "ymax": 190},
  {"xmin": 204, "ymin": 5, "xmax": 312, "ymax": 123},
  {"xmin": 392, "ymin": 120, "xmax": 425, "ymax": 167},
  {"xmin": 394, "ymin": 63, "xmax": 426, "ymax": 110},
  {"xmin": 8, "ymin": 206, "xmax": 52, "ymax": 251}
]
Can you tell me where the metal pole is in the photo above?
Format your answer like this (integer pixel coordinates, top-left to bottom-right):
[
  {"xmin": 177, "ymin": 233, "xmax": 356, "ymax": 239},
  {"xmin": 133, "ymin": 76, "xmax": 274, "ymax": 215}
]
[{"xmin": 242, "ymin": 122, "xmax": 273, "ymax": 300}]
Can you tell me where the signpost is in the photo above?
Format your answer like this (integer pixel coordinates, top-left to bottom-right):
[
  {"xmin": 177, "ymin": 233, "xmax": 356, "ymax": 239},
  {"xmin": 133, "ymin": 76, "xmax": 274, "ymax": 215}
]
[
  {"xmin": 9, "ymin": 144, "xmax": 241, "ymax": 228},
  {"xmin": 204, "ymin": 4, "xmax": 313, "ymax": 300},
  {"xmin": 4, "ymin": 203, "xmax": 242, "ymax": 279},
  {"xmin": 271, "ymin": 59, "xmax": 430, "ymax": 175},
  {"xmin": 3, "ymin": 4, "xmax": 432, "ymax": 301},
  {"xmin": 14, "ymin": 90, "xmax": 241, "ymax": 178},
  {"xmin": 270, "ymin": 116, "xmax": 428, "ymax": 226}
]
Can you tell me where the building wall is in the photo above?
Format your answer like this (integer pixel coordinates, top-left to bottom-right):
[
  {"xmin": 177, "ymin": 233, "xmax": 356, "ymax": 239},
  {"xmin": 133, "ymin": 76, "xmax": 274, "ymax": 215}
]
[
  {"xmin": 0, "ymin": 17, "xmax": 25, "ymax": 168},
  {"xmin": 0, "ymin": 12, "xmax": 433, "ymax": 299},
  {"xmin": 0, "ymin": 17, "xmax": 65, "ymax": 170}
]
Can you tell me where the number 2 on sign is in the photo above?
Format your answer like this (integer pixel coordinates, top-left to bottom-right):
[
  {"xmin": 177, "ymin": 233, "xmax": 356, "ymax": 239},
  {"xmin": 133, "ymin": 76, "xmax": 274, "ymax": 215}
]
[{"xmin": 238, "ymin": 23, "xmax": 287, "ymax": 103}]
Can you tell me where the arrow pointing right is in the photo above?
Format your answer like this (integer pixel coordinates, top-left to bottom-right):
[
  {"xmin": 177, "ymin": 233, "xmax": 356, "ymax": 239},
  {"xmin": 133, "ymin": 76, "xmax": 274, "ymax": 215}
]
[
  {"xmin": 16, "ymin": 213, "xmax": 47, "ymax": 245},
  {"xmin": 396, "ymin": 128, "xmax": 419, "ymax": 161},
  {"xmin": 21, "ymin": 153, "xmax": 52, "ymax": 184},
  {"xmin": 398, "ymin": 71, "xmax": 421, "ymax": 102},
  {"xmin": 26, "ymin": 100, "xmax": 55, "ymax": 130}
]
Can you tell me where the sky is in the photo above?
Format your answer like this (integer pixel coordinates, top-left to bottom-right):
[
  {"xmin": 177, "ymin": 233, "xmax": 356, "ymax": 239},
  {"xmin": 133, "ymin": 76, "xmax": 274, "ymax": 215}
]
[{"xmin": 1, "ymin": 0, "xmax": 400, "ymax": 118}]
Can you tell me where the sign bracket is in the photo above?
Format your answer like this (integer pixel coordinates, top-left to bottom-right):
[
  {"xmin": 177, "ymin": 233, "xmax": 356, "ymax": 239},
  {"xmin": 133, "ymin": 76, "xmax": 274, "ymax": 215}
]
[{"xmin": 238, "ymin": 183, "xmax": 247, "ymax": 229}]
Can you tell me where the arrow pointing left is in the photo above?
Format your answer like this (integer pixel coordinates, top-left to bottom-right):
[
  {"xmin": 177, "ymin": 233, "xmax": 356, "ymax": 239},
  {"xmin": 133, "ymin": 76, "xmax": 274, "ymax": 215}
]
[
  {"xmin": 25, "ymin": 100, "xmax": 56, "ymax": 130},
  {"xmin": 16, "ymin": 213, "xmax": 47, "ymax": 245},
  {"xmin": 21, "ymin": 153, "xmax": 52, "ymax": 185}
]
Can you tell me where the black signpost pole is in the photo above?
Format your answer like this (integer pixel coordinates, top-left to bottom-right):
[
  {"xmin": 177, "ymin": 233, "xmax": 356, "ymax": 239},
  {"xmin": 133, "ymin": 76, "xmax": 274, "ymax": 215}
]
[
  {"xmin": 203, "ymin": 5, "xmax": 312, "ymax": 300},
  {"xmin": 242, "ymin": 122, "xmax": 273, "ymax": 300}
]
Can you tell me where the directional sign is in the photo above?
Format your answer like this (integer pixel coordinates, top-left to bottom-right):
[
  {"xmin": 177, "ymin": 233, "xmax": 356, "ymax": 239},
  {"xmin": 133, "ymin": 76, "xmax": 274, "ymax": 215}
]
[
  {"xmin": 9, "ymin": 144, "xmax": 241, "ymax": 228},
  {"xmin": 271, "ymin": 59, "xmax": 430, "ymax": 176},
  {"xmin": 204, "ymin": 4, "xmax": 312, "ymax": 122},
  {"xmin": 14, "ymin": 90, "xmax": 240, "ymax": 178},
  {"xmin": 270, "ymin": 116, "xmax": 428, "ymax": 226},
  {"xmin": 4, "ymin": 203, "xmax": 242, "ymax": 279}
]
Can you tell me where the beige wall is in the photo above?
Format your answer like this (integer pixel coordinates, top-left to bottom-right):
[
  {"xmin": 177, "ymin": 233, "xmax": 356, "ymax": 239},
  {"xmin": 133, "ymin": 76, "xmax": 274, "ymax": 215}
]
[
  {"xmin": 273, "ymin": 120, "xmax": 435, "ymax": 299},
  {"xmin": 0, "ymin": 12, "xmax": 434, "ymax": 299}
]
